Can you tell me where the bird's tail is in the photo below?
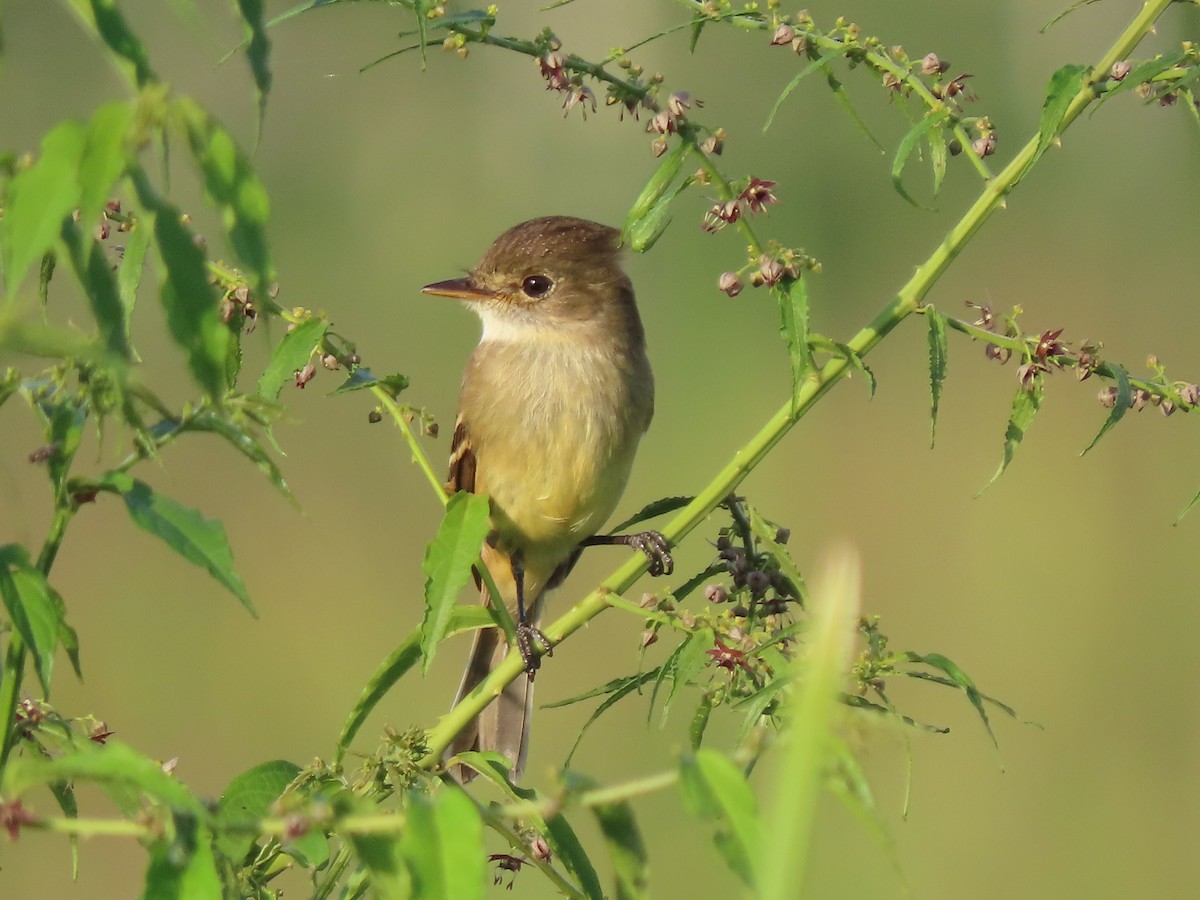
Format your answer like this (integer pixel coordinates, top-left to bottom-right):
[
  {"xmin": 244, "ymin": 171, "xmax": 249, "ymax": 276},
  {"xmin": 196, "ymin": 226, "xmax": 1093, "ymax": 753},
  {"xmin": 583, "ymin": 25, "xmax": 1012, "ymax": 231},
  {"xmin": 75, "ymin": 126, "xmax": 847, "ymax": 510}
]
[{"xmin": 448, "ymin": 580, "xmax": 541, "ymax": 782}]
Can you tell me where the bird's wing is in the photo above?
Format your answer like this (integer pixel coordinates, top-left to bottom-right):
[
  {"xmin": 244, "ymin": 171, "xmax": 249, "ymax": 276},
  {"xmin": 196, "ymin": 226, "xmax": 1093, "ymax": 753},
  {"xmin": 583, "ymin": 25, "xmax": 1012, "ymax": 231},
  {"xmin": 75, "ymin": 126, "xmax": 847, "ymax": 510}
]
[{"xmin": 445, "ymin": 412, "xmax": 477, "ymax": 496}]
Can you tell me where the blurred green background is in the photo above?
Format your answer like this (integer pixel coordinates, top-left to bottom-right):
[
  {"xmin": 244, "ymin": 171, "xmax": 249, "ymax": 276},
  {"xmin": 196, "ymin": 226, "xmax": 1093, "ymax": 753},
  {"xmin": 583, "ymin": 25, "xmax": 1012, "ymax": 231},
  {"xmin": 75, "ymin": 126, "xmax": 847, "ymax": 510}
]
[{"xmin": 2, "ymin": 0, "xmax": 1199, "ymax": 897}]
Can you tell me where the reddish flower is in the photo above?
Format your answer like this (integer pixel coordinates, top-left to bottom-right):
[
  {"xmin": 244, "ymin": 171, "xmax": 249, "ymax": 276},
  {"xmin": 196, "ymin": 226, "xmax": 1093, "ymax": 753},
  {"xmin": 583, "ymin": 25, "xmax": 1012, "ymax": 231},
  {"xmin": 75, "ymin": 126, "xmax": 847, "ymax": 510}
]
[
  {"xmin": 740, "ymin": 177, "xmax": 778, "ymax": 214},
  {"xmin": 0, "ymin": 800, "xmax": 36, "ymax": 842},
  {"xmin": 706, "ymin": 637, "xmax": 753, "ymax": 673}
]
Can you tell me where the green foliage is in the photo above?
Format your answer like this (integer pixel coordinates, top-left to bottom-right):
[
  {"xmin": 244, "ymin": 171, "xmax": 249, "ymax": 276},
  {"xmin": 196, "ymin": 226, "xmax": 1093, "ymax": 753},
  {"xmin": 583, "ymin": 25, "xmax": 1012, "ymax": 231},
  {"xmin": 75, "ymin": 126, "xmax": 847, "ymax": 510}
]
[{"xmin": 420, "ymin": 491, "xmax": 492, "ymax": 673}]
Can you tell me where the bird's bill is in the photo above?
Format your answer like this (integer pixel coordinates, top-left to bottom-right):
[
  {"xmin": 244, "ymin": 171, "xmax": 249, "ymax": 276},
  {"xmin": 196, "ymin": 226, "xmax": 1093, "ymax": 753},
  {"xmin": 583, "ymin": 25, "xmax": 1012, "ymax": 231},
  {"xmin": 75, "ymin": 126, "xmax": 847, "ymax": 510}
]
[{"xmin": 421, "ymin": 278, "xmax": 495, "ymax": 301}]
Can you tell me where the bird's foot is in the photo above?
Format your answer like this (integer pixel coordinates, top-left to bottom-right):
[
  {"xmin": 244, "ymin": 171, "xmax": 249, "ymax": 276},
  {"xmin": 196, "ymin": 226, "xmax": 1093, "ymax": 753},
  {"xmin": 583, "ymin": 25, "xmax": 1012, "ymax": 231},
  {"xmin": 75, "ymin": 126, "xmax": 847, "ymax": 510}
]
[
  {"xmin": 626, "ymin": 530, "xmax": 674, "ymax": 577},
  {"xmin": 515, "ymin": 622, "xmax": 554, "ymax": 677}
]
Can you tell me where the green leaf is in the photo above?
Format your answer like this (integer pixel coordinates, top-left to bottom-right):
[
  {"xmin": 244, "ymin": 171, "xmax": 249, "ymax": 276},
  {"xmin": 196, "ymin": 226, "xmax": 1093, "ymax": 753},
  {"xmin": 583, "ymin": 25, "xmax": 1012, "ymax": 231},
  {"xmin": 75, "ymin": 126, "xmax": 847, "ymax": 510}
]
[
  {"xmin": 980, "ymin": 379, "xmax": 1044, "ymax": 494},
  {"xmin": 763, "ymin": 55, "xmax": 828, "ymax": 133},
  {"xmin": 607, "ymin": 495, "xmax": 692, "ymax": 535},
  {"xmin": 347, "ymin": 823, "xmax": 411, "ymax": 899},
  {"xmin": 144, "ymin": 817, "xmax": 221, "ymax": 900},
  {"xmin": 759, "ymin": 546, "xmax": 859, "ymax": 900},
  {"xmin": 132, "ymin": 169, "xmax": 230, "ymax": 399},
  {"xmin": 689, "ymin": 694, "xmax": 713, "ymax": 750},
  {"xmin": 400, "ymin": 789, "xmax": 484, "ymax": 900},
  {"xmin": 331, "ymin": 367, "xmax": 410, "ymax": 396},
  {"xmin": 256, "ymin": 317, "xmax": 327, "ymax": 400},
  {"xmin": 777, "ymin": 275, "xmax": 811, "ymax": 408},
  {"xmin": 891, "ymin": 110, "xmax": 949, "ymax": 208},
  {"xmin": 102, "ymin": 473, "xmax": 256, "ymax": 615},
  {"xmin": 336, "ymin": 607, "xmax": 492, "ymax": 761},
  {"xmin": 215, "ymin": 759, "xmax": 301, "ymax": 861},
  {"xmin": 420, "ymin": 492, "xmax": 491, "ymax": 674},
  {"xmin": 174, "ymin": 98, "xmax": 275, "ymax": 291},
  {"xmin": 78, "ymin": 101, "xmax": 135, "ymax": 236},
  {"xmin": 1080, "ymin": 364, "xmax": 1129, "ymax": 455},
  {"xmin": 75, "ymin": 0, "xmax": 156, "ymax": 87},
  {"xmin": 926, "ymin": 307, "xmax": 948, "ymax": 447},
  {"xmin": 545, "ymin": 810, "xmax": 604, "ymax": 900},
  {"xmin": 1035, "ymin": 65, "xmax": 1088, "ymax": 162},
  {"xmin": 62, "ymin": 221, "xmax": 131, "ymax": 361},
  {"xmin": 0, "ymin": 545, "xmax": 68, "ymax": 694},
  {"xmin": 678, "ymin": 749, "xmax": 760, "ymax": 887},
  {"xmin": 811, "ymin": 335, "xmax": 876, "ymax": 399},
  {"xmin": 623, "ymin": 141, "xmax": 687, "ymax": 239},
  {"xmin": 117, "ymin": 212, "xmax": 152, "ymax": 333},
  {"xmin": 593, "ymin": 800, "xmax": 649, "ymax": 900},
  {"xmin": 235, "ymin": 0, "xmax": 272, "ymax": 143},
  {"xmin": 3, "ymin": 740, "xmax": 205, "ymax": 813},
  {"xmin": 903, "ymin": 650, "xmax": 998, "ymax": 747},
  {"xmin": 1, "ymin": 121, "xmax": 86, "ymax": 299},
  {"xmin": 172, "ymin": 408, "xmax": 292, "ymax": 501}
]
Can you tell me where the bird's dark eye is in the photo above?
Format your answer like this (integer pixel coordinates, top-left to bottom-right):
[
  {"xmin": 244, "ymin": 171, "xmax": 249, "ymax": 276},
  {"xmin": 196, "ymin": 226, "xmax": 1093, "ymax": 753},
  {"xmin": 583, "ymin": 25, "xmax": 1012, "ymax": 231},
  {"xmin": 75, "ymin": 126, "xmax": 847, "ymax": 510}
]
[{"xmin": 521, "ymin": 274, "xmax": 554, "ymax": 299}]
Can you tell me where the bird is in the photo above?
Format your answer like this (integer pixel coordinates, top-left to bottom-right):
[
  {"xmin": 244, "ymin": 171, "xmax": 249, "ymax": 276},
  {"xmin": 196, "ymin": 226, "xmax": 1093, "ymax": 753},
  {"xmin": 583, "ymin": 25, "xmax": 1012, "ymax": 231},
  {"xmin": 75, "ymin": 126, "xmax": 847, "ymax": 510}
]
[{"xmin": 421, "ymin": 216, "xmax": 671, "ymax": 780}]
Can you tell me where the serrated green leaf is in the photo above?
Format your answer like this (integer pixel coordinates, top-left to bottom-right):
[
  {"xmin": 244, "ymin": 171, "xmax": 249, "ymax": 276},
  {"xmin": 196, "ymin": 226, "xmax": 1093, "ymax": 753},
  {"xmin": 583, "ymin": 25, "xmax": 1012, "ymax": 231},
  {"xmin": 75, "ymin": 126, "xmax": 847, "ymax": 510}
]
[
  {"xmin": 102, "ymin": 473, "xmax": 255, "ymax": 615},
  {"xmin": 215, "ymin": 759, "xmax": 301, "ymax": 862},
  {"xmin": 1035, "ymin": 65, "xmax": 1088, "ymax": 162},
  {"xmin": 1081, "ymin": 364, "xmax": 1129, "ymax": 455},
  {"xmin": 257, "ymin": 317, "xmax": 327, "ymax": 399},
  {"xmin": 420, "ymin": 492, "xmax": 491, "ymax": 674},
  {"xmin": 132, "ymin": 169, "xmax": 230, "ymax": 399},
  {"xmin": 678, "ymin": 749, "xmax": 760, "ymax": 887},
  {"xmin": 891, "ymin": 110, "xmax": 949, "ymax": 208},
  {"xmin": 0, "ymin": 545, "xmax": 67, "ymax": 694},
  {"xmin": 777, "ymin": 275, "xmax": 811, "ymax": 408},
  {"xmin": 980, "ymin": 380, "xmax": 1044, "ymax": 494},
  {"xmin": 144, "ymin": 815, "xmax": 221, "ymax": 900},
  {"xmin": 175, "ymin": 98, "xmax": 274, "ymax": 291},
  {"xmin": 235, "ymin": 0, "xmax": 272, "ymax": 143},
  {"xmin": 926, "ymin": 307, "xmax": 948, "ymax": 447},
  {"xmin": 1, "ymin": 121, "xmax": 86, "ymax": 299},
  {"xmin": 400, "ymin": 789, "xmax": 484, "ymax": 900},
  {"xmin": 593, "ymin": 800, "xmax": 649, "ymax": 900}
]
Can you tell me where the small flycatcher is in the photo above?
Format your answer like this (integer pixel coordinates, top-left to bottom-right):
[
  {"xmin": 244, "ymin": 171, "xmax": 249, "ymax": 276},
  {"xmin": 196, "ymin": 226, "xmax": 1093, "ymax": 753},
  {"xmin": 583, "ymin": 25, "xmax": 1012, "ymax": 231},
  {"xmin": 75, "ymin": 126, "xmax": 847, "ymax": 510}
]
[{"xmin": 422, "ymin": 216, "xmax": 671, "ymax": 779}]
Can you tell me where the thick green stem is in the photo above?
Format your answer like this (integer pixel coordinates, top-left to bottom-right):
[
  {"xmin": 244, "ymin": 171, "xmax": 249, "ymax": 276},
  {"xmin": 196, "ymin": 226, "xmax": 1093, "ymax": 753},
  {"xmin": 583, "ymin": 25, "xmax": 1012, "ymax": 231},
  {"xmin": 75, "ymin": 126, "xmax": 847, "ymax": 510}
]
[{"xmin": 419, "ymin": 0, "xmax": 1174, "ymax": 768}]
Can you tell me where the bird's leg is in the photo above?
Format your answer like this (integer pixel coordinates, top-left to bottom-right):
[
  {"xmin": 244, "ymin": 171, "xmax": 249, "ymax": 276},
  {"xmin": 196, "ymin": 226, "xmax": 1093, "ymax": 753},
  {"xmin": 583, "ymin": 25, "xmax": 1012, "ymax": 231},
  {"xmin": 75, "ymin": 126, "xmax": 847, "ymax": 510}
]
[
  {"xmin": 581, "ymin": 531, "xmax": 674, "ymax": 577},
  {"xmin": 511, "ymin": 556, "xmax": 553, "ymax": 677}
]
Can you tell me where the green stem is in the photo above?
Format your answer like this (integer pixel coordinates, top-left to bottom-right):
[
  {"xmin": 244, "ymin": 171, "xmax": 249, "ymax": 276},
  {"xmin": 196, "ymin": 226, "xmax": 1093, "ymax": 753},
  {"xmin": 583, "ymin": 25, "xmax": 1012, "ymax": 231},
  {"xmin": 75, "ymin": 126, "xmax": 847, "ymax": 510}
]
[{"xmin": 420, "ymin": 0, "xmax": 1174, "ymax": 768}]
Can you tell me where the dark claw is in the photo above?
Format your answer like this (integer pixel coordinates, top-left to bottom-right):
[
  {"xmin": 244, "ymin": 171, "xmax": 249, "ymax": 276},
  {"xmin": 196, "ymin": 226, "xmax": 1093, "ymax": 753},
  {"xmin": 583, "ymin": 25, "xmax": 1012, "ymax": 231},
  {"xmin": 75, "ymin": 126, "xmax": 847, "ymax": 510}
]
[
  {"xmin": 515, "ymin": 623, "xmax": 553, "ymax": 678},
  {"xmin": 628, "ymin": 530, "xmax": 673, "ymax": 577}
]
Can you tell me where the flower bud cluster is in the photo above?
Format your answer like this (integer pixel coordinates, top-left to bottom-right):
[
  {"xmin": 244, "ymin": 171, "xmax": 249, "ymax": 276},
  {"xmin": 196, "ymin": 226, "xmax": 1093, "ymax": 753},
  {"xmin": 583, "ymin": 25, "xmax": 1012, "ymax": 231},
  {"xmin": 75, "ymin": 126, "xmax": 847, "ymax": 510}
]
[{"xmin": 706, "ymin": 530, "xmax": 800, "ymax": 622}]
